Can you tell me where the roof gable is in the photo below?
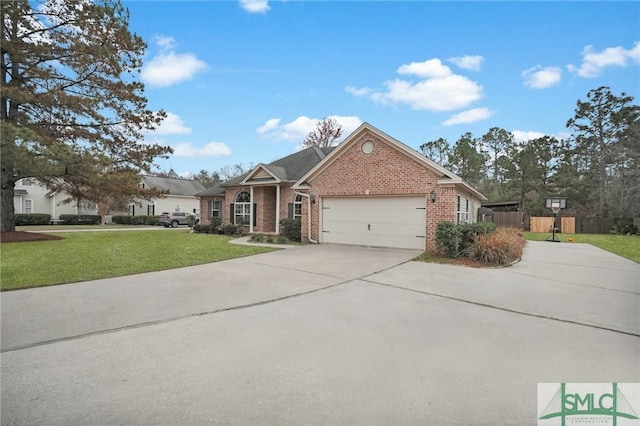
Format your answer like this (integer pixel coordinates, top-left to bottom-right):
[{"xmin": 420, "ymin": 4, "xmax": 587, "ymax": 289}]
[
  {"xmin": 220, "ymin": 146, "xmax": 334, "ymax": 187},
  {"xmin": 293, "ymin": 122, "xmax": 486, "ymax": 200},
  {"xmin": 240, "ymin": 164, "xmax": 283, "ymax": 184}
]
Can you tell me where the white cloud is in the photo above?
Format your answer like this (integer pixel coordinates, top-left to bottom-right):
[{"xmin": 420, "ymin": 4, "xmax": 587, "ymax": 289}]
[
  {"xmin": 142, "ymin": 52, "xmax": 207, "ymax": 87},
  {"xmin": 151, "ymin": 112, "xmax": 191, "ymax": 135},
  {"xmin": 442, "ymin": 108, "xmax": 493, "ymax": 126},
  {"xmin": 142, "ymin": 37, "xmax": 206, "ymax": 87},
  {"xmin": 371, "ymin": 75, "xmax": 483, "ymax": 111},
  {"xmin": 397, "ymin": 59, "xmax": 452, "ymax": 78},
  {"xmin": 448, "ymin": 55, "xmax": 484, "ymax": 71},
  {"xmin": 348, "ymin": 58, "xmax": 484, "ymax": 112},
  {"xmin": 239, "ymin": 0, "xmax": 270, "ymax": 13},
  {"xmin": 345, "ymin": 86, "xmax": 374, "ymax": 96},
  {"xmin": 511, "ymin": 130, "xmax": 547, "ymax": 143},
  {"xmin": 172, "ymin": 142, "xmax": 232, "ymax": 158},
  {"xmin": 257, "ymin": 115, "xmax": 363, "ymax": 142},
  {"xmin": 154, "ymin": 35, "xmax": 176, "ymax": 50},
  {"xmin": 568, "ymin": 42, "xmax": 640, "ymax": 78},
  {"xmin": 522, "ymin": 65, "xmax": 562, "ymax": 89},
  {"xmin": 257, "ymin": 118, "xmax": 281, "ymax": 134}
]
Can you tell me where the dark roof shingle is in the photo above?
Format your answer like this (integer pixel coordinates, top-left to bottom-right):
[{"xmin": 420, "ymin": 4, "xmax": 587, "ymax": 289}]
[{"xmin": 142, "ymin": 176, "xmax": 205, "ymax": 196}]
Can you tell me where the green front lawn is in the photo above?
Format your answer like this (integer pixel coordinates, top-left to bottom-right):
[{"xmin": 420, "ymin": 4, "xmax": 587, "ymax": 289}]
[
  {"xmin": 17, "ymin": 224, "xmax": 155, "ymax": 231},
  {"xmin": 523, "ymin": 232, "xmax": 640, "ymax": 263},
  {"xmin": 1, "ymin": 231, "xmax": 274, "ymax": 291}
]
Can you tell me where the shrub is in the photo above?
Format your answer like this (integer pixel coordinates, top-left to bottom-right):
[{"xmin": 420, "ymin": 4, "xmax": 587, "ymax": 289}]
[
  {"xmin": 459, "ymin": 222, "xmax": 496, "ymax": 254},
  {"xmin": 435, "ymin": 221, "xmax": 460, "ymax": 257},
  {"xmin": 146, "ymin": 215, "xmax": 160, "ymax": 226},
  {"xmin": 130, "ymin": 215, "xmax": 146, "ymax": 225},
  {"xmin": 193, "ymin": 224, "xmax": 203, "ymax": 233},
  {"xmin": 59, "ymin": 214, "xmax": 101, "ymax": 225},
  {"xmin": 111, "ymin": 215, "xmax": 131, "ymax": 225},
  {"xmin": 223, "ymin": 224, "xmax": 237, "ymax": 235},
  {"xmin": 15, "ymin": 213, "xmax": 51, "ymax": 225},
  {"xmin": 208, "ymin": 217, "xmax": 223, "ymax": 234},
  {"xmin": 436, "ymin": 221, "xmax": 497, "ymax": 258},
  {"xmin": 110, "ymin": 215, "xmax": 158, "ymax": 225},
  {"xmin": 465, "ymin": 227, "xmax": 525, "ymax": 265},
  {"xmin": 275, "ymin": 236, "xmax": 287, "ymax": 244},
  {"xmin": 610, "ymin": 222, "xmax": 638, "ymax": 235},
  {"xmin": 249, "ymin": 234, "xmax": 265, "ymax": 242},
  {"xmin": 279, "ymin": 218, "xmax": 301, "ymax": 242}
]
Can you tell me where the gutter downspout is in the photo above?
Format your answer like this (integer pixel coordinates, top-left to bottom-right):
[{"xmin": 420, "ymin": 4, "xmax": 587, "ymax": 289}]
[{"xmin": 295, "ymin": 191, "xmax": 317, "ymax": 244}]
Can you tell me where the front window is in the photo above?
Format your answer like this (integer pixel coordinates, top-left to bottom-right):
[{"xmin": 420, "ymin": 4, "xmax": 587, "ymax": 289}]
[
  {"xmin": 22, "ymin": 178, "xmax": 33, "ymax": 186},
  {"xmin": 293, "ymin": 194, "xmax": 302, "ymax": 220},
  {"xmin": 24, "ymin": 199, "xmax": 33, "ymax": 213},
  {"xmin": 235, "ymin": 191, "xmax": 251, "ymax": 226},
  {"xmin": 208, "ymin": 199, "xmax": 222, "ymax": 218}
]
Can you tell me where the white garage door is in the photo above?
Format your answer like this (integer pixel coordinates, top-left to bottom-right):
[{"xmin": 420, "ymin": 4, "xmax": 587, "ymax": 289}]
[{"xmin": 321, "ymin": 196, "xmax": 426, "ymax": 250}]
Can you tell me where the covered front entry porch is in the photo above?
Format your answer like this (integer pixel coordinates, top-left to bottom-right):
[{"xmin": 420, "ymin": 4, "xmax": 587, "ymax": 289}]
[{"xmin": 234, "ymin": 184, "xmax": 281, "ymax": 234}]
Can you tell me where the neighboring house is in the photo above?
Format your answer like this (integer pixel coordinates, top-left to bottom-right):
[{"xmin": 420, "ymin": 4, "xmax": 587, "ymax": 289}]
[
  {"xmin": 198, "ymin": 123, "xmax": 486, "ymax": 250},
  {"xmin": 12, "ymin": 178, "xmax": 98, "ymax": 220},
  {"xmin": 125, "ymin": 176, "xmax": 206, "ymax": 218}
]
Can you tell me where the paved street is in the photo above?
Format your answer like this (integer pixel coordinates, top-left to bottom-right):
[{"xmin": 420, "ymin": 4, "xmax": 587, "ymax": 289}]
[{"xmin": 1, "ymin": 241, "xmax": 639, "ymax": 425}]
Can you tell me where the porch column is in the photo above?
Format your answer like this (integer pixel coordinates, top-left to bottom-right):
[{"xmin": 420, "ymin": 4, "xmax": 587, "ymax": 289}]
[
  {"xmin": 249, "ymin": 186, "xmax": 254, "ymax": 233},
  {"xmin": 275, "ymin": 185, "xmax": 280, "ymax": 234}
]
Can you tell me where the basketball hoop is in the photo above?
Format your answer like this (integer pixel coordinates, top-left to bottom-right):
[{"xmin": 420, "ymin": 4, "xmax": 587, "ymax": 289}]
[{"xmin": 544, "ymin": 197, "xmax": 567, "ymax": 242}]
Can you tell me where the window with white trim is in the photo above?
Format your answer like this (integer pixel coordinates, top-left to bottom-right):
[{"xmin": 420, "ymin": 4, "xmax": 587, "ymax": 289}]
[
  {"xmin": 208, "ymin": 199, "xmax": 222, "ymax": 218},
  {"xmin": 293, "ymin": 194, "xmax": 302, "ymax": 220},
  {"xmin": 457, "ymin": 195, "xmax": 470, "ymax": 224},
  {"xmin": 24, "ymin": 199, "xmax": 33, "ymax": 213},
  {"xmin": 234, "ymin": 191, "xmax": 251, "ymax": 226},
  {"xmin": 22, "ymin": 178, "xmax": 33, "ymax": 186}
]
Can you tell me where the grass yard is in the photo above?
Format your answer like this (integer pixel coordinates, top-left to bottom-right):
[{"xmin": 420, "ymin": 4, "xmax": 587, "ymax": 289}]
[
  {"xmin": 16, "ymin": 224, "xmax": 155, "ymax": 231},
  {"xmin": 523, "ymin": 232, "xmax": 640, "ymax": 263},
  {"xmin": 1, "ymin": 230, "xmax": 274, "ymax": 291}
]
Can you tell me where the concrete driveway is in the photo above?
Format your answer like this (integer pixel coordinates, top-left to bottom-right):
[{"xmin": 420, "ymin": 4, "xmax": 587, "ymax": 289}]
[{"xmin": 1, "ymin": 241, "xmax": 639, "ymax": 425}]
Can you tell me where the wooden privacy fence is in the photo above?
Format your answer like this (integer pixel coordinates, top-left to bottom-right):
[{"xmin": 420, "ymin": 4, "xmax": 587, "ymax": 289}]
[
  {"xmin": 490, "ymin": 212, "xmax": 525, "ymax": 229},
  {"xmin": 480, "ymin": 211, "xmax": 636, "ymax": 234}
]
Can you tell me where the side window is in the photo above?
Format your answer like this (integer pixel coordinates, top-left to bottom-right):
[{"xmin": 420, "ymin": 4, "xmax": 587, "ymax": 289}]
[{"xmin": 293, "ymin": 194, "xmax": 303, "ymax": 220}]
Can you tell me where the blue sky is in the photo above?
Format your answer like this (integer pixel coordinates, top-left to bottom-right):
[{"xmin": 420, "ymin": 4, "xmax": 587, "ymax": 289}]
[{"xmin": 125, "ymin": 1, "xmax": 640, "ymax": 177}]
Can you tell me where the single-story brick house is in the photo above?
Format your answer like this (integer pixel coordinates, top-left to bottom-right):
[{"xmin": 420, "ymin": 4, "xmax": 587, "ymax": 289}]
[{"xmin": 198, "ymin": 122, "xmax": 486, "ymax": 250}]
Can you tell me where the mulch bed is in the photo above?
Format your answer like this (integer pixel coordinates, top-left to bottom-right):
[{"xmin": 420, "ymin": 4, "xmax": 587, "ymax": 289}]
[{"xmin": 0, "ymin": 231, "xmax": 64, "ymax": 243}]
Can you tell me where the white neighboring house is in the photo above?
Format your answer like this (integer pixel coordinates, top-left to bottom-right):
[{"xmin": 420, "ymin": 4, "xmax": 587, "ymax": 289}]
[
  {"xmin": 128, "ymin": 176, "xmax": 205, "ymax": 219},
  {"xmin": 13, "ymin": 178, "xmax": 98, "ymax": 220}
]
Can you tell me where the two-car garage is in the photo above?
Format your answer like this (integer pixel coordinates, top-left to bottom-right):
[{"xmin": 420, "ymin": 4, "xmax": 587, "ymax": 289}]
[{"xmin": 320, "ymin": 196, "xmax": 427, "ymax": 250}]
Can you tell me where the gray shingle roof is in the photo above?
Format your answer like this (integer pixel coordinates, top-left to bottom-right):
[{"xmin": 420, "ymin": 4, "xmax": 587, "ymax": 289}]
[
  {"xmin": 195, "ymin": 186, "xmax": 225, "ymax": 197},
  {"xmin": 220, "ymin": 146, "xmax": 334, "ymax": 187},
  {"xmin": 142, "ymin": 176, "xmax": 205, "ymax": 196}
]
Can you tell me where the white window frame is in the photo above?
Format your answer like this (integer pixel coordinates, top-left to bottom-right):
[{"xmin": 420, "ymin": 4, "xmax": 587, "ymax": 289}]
[
  {"xmin": 208, "ymin": 199, "xmax": 222, "ymax": 218},
  {"xmin": 24, "ymin": 199, "xmax": 33, "ymax": 213},
  {"xmin": 293, "ymin": 194, "xmax": 302, "ymax": 220},
  {"xmin": 22, "ymin": 178, "xmax": 33, "ymax": 186},
  {"xmin": 235, "ymin": 191, "xmax": 251, "ymax": 226},
  {"xmin": 457, "ymin": 195, "xmax": 470, "ymax": 224}
]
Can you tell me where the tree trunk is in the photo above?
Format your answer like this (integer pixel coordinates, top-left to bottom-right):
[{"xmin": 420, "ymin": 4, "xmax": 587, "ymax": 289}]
[{"xmin": 1, "ymin": 167, "xmax": 16, "ymax": 232}]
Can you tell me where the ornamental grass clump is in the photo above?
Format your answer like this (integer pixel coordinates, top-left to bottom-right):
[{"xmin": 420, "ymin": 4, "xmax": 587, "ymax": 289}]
[{"xmin": 465, "ymin": 227, "xmax": 525, "ymax": 265}]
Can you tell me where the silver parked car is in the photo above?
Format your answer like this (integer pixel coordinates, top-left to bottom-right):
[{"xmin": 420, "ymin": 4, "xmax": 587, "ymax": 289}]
[{"xmin": 158, "ymin": 212, "xmax": 198, "ymax": 228}]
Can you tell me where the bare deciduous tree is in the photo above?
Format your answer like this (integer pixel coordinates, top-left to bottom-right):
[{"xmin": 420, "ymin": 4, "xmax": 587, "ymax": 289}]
[{"xmin": 301, "ymin": 117, "xmax": 343, "ymax": 148}]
